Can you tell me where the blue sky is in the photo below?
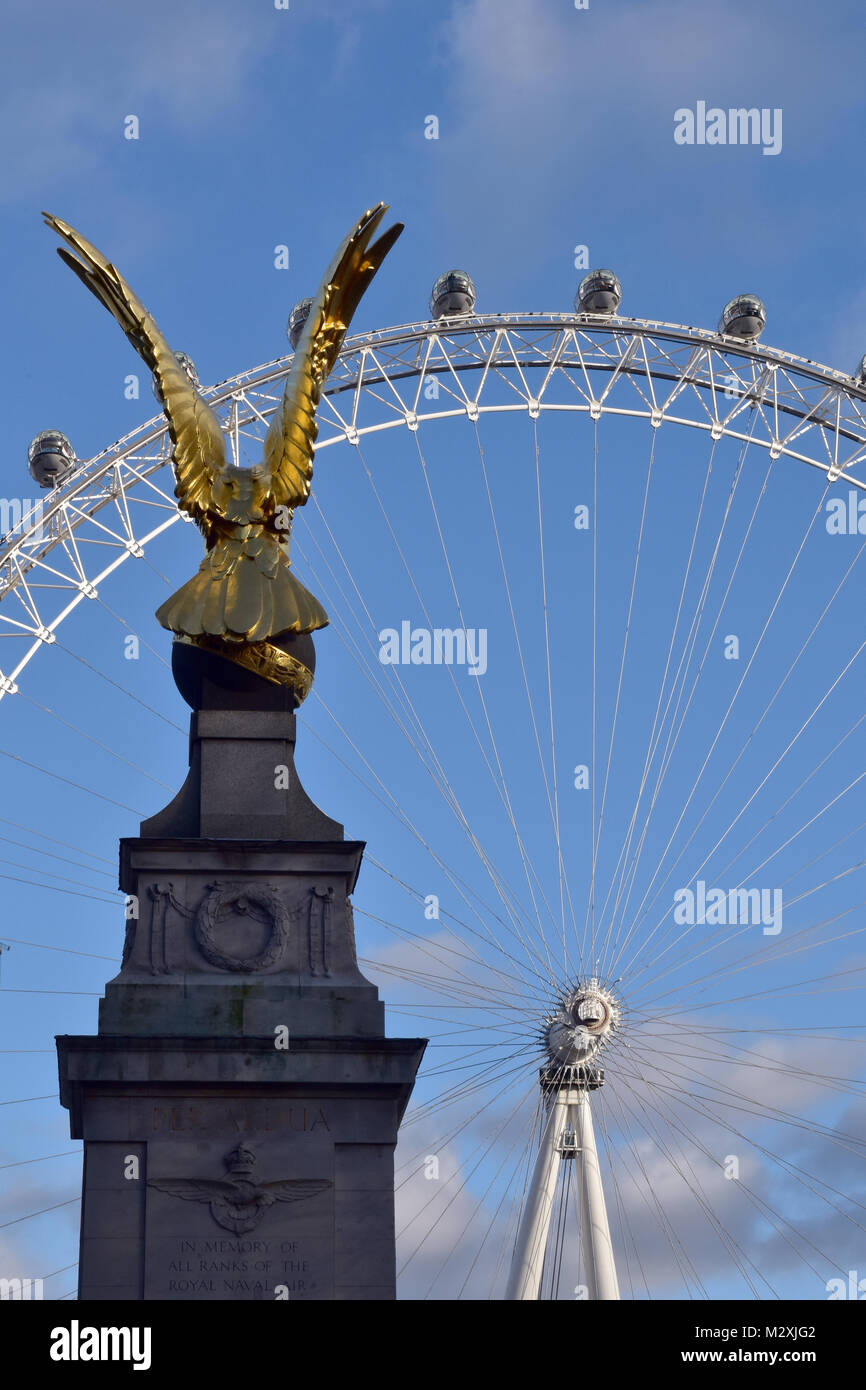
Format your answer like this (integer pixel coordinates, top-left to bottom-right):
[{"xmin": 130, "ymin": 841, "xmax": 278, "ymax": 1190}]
[{"xmin": 2, "ymin": 0, "xmax": 866, "ymax": 1302}]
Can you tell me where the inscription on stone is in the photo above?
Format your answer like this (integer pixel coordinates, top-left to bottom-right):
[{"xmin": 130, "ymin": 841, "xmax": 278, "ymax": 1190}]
[
  {"xmin": 163, "ymin": 1237, "xmax": 315, "ymax": 1297},
  {"xmin": 145, "ymin": 1142, "xmax": 335, "ymax": 1300},
  {"xmin": 152, "ymin": 1104, "xmax": 330, "ymax": 1133}
]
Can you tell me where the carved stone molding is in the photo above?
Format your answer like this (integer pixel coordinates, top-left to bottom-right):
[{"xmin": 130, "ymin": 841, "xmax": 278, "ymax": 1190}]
[
  {"xmin": 307, "ymin": 886, "xmax": 333, "ymax": 977},
  {"xmin": 147, "ymin": 882, "xmax": 191, "ymax": 975},
  {"xmin": 148, "ymin": 1143, "xmax": 332, "ymax": 1235},
  {"xmin": 194, "ymin": 881, "xmax": 290, "ymax": 973},
  {"xmin": 346, "ymin": 898, "xmax": 358, "ymax": 966}
]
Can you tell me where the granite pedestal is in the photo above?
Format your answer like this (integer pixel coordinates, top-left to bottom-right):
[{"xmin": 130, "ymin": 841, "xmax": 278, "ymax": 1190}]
[{"xmin": 57, "ymin": 643, "xmax": 425, "ymax": 1300}]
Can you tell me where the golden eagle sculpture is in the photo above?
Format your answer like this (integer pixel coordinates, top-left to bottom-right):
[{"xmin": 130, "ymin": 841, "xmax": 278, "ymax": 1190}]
[{"xmin": 43, "ymin": 206, "xmax": 403, "ymax": 701}]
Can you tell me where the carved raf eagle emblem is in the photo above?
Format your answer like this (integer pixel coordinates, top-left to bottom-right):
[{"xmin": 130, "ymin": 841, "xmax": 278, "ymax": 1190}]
[{"xmin": 148, "ymin": 1143, "xmax": 330, "ymax": 1235}]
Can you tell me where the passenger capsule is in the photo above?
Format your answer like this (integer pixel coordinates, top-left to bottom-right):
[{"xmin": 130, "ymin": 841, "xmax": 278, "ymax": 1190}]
[
  {"xmin": 27, "ymin": 430, "xmax": 76, "ymax": 489},
  {"xmin": 854, "ymin": 353, "xmax": 866, "ymax": 387},
  {"xmin": 575, "ymin": 269, "xmax": 622, "ymax": 315},
  {"xmin": 719, "ymin": 294, "xmax": 766, "ymax": 340},
  {"xmin": 430, "ymin": 270, "xmax": 476, "ymax": 320}
]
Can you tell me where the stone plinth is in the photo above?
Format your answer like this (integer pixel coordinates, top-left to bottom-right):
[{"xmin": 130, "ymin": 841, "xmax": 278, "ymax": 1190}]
[
  {"xmin": 101, "ymin": 837, "xmax": 382, "ymax": 1037},
  {"xmin": 141, "ymin": 708, "xmax": 342, "ymax": 842},
  {"xmin": 56, "ymin": 640, "xmax": 427, "ymax": 1300},
  {"xmin": 58, "ymin": 1035, "xmax": 424, "ymax": 1300}
]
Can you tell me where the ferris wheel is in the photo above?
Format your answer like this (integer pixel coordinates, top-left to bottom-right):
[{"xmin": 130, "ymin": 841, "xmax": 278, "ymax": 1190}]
[{"xmin": 3, "ymin": 265, "xmax": 866, "ymax": 1300}]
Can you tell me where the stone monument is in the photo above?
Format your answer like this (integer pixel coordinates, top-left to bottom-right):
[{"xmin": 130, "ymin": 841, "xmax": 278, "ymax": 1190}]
[{"xmin": 50, "ymin": 205, "xmax": 425, "ymax": 1300}]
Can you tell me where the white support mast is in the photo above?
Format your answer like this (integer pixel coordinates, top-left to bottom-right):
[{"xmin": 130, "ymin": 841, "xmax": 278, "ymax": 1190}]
[
  {"xmin": 505, "ymin": 1084, "xmax": 575, "ymax": 1300},
  {"xmin": 505, "ymin": 978, "xmax": 621, "ymax": 1301},
  {"xmin": 574, "ymin": 1088, "xmax": 619, "ymax": 1300}
]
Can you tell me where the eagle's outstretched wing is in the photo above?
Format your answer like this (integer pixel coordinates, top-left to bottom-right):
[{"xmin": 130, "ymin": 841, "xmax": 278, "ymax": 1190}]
[
  {"xmin": 42, "ymin": 213, "xmax": 227, "ymax": 528},
  {"xmin": 262, "ymin": 204, "xmax": 403, "ymax": 512}
]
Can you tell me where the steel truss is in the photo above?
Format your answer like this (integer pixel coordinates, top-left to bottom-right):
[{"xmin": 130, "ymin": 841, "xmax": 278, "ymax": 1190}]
[{"xmin": 3, "ymin": 312, "xmax": 866, "ymax": 698}]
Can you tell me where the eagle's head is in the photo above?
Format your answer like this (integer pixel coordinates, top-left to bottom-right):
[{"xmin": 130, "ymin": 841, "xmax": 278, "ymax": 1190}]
[{"xmin": 211, "ymin": 466, "xmax": 267, "ymax": 522}]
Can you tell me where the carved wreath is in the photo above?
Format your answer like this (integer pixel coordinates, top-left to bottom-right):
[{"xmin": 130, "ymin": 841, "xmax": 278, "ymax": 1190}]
[{"xmin": 195, "ymin": 881, "xmax": 290, "ymax": 973}]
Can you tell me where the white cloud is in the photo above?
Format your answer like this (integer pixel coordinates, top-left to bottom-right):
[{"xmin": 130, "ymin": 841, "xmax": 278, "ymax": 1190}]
[{"xmin": 390, "ymin": 999, "xmax": 866, "ymax": 1297}]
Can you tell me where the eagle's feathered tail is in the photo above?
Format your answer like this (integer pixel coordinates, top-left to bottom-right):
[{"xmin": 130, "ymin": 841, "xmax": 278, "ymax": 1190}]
[{"xmin": 155, "ymin": 532, "xmax": 328, "ymax": 644}]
